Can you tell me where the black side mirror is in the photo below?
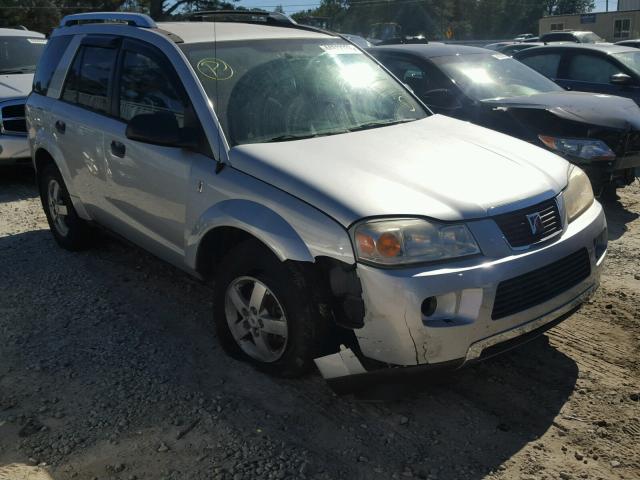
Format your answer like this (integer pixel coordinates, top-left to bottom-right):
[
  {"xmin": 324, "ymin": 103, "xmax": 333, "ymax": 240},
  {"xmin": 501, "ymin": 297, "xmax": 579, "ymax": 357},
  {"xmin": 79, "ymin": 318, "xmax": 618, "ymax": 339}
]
[
  {"xmin": 610, "ymin": 73, "xmax": 634, "ymax": 85},
  {"xmin": 126, "ymin": 111, "xmax": 198, "ymax": 149}
]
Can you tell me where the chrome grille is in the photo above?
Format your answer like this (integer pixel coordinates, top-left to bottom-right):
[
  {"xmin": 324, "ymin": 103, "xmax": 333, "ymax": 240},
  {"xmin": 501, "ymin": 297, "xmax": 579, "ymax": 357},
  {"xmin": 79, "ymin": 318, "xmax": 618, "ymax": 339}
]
[
  {"xmin": 1, "ymin": 100, "xmax": 27, "ymax": 135},
  {"xmin": 493, "ymin": 197, "xmax": 562, "ymax": 248}
]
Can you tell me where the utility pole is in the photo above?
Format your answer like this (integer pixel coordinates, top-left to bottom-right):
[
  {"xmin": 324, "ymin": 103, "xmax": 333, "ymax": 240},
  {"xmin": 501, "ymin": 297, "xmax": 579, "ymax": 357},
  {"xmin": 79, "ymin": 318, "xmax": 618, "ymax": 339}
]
[{"xmin": 606, "ymin": 0, "xmax": 609, "ymax": 13}]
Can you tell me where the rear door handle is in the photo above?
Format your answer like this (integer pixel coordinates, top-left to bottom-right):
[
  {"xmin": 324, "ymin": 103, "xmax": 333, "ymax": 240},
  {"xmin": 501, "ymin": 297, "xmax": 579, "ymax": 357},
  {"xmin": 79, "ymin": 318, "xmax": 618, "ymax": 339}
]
[
  {"xmin": 55, "ymin": 120, "xmax": 65, "ymax": 134},
  {"xmin": 110, "ymin": 140, "xmax": 126, "ymax": 158}
]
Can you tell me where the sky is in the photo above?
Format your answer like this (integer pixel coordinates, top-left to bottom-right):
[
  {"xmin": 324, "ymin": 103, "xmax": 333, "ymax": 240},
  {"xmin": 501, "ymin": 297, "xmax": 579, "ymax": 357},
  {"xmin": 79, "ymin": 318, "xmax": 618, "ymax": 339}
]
[{"xmin": 236, "ymin": 0, "xmax": 620, "ymax": 15}]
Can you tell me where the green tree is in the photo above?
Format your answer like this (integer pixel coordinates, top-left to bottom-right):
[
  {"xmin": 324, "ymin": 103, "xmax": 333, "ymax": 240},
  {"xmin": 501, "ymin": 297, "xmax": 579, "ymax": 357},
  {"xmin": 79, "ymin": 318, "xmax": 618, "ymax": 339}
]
[
  {"xmin": 145, "ymin": 0, "xmax": 238, "ymax": 20},
  {"xmin": 0, "ymin": 0, "xmax": 129, "ymax": 34},
  {"xmin": 542, "ymin": 0, "xmax": 594, "ymax": 15}
]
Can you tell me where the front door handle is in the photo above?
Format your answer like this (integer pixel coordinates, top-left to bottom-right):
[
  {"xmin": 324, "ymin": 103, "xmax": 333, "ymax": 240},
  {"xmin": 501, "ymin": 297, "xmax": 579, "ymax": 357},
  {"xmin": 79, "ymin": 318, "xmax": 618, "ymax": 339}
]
[
  {"xmin": 55, "ymin": 120, "xmax": 65, "ymax": 134},
  {"xmin": 110, "ymin": 140, "xmax": 126, "ymax": 158}
]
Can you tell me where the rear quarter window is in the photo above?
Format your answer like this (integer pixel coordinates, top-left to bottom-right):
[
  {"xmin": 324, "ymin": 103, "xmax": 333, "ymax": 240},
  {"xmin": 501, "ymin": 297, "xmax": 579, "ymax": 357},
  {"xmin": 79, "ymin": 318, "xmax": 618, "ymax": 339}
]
[
  {"xmin": 518, "ymin": 53, "xmax": 561, "ymax": 78},
  {"xmin": 33, "ymin": 36, "xmax": 72, "ymax": 96}
]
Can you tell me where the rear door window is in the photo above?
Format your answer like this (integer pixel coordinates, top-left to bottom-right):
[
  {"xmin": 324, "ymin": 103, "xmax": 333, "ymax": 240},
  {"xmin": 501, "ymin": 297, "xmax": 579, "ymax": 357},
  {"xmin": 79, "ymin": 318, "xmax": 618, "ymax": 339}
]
[
  {"xmin": 62, "ymin": 45, "xmax": 117, "ymax": 114},
  {"xmin": 518, "ymin": 53, "xmax": 561, "ymax": 78},
  {"xmin": 563, "ymin": 54, "xmax": 623, "ymax": 83}
]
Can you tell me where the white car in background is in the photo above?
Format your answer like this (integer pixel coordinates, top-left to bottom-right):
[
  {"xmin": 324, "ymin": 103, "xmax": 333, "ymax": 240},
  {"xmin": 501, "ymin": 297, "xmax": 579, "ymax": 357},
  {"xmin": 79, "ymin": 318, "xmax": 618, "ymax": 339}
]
[{"xmin": 0, "ymin": 27, "xmax": 46, "ymax": 166}]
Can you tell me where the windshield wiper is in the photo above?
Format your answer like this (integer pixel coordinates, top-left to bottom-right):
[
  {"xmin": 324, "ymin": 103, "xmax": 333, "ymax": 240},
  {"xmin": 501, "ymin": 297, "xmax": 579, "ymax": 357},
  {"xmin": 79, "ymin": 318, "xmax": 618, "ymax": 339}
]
[
  {"xmin": 260, "ymin": 120, "xmax": 414, "ymax": 143},
  {"xmin": 262, "ymin": 131, "xmax": 346, "ymax": 143},
  {"xmin": 0, "ymin": 68, "xmax": 34, "ymax": 74},
  {"xmin": 348, "ymin": 119, "xmax": 415, "ymax": 133}
]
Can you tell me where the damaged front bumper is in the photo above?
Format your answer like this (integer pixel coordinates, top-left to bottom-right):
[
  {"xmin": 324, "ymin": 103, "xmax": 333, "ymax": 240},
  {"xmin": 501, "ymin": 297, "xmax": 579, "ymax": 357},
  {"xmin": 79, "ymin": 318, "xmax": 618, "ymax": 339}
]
[{"xmin": 315, "ymin": 199, "xmax": 607, "ymax": 384}]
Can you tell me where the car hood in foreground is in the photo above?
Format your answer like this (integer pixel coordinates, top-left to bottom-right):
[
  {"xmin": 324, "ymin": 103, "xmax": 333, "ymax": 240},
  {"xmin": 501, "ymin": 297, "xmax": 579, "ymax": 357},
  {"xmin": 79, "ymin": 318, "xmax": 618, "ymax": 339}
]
[
  {"xmin": 0, "ymin": 73, "xmax": 34, "ymax": 101},
  {"xmin": 229, "ymin": 115, "xmax": 569, "ymax": 227},
  {"xmin": 483, "ymin": 91, "xmax": 640, "ymax": 130}
]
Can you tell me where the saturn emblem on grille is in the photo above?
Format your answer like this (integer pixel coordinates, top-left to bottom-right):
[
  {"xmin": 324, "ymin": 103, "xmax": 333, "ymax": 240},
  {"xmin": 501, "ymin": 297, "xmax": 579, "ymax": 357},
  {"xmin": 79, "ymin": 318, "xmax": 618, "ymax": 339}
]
[{"xmin": 526, "ymin": 212, "xmax": 544, "ymax": 235}]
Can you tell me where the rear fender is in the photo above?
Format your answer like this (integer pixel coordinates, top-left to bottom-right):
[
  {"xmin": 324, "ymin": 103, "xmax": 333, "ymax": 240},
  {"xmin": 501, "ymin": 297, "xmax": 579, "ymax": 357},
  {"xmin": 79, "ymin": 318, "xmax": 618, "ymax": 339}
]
[{"xmin": 32, "ymin": 132, "xmax": 91, "ymax": 220}]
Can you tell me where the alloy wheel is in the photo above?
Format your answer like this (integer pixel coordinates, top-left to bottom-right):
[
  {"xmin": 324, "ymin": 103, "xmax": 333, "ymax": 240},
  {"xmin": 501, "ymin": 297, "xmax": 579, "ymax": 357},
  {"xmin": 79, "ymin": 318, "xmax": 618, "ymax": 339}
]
[
  {"xmin": 47, "ymin": 178, "xmax": 69, "ymax": 237},
  {"xmin": 224, "ymin": 276, "xmax": 288, "ymax": 363}
]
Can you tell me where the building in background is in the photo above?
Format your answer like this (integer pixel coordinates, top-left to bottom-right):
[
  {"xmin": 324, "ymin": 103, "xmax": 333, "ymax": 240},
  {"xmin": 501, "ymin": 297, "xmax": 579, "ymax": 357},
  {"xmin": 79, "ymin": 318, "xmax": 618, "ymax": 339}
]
[{"xmin": 539, "ymin": 8, "xmax": 640, "ymax": 42}]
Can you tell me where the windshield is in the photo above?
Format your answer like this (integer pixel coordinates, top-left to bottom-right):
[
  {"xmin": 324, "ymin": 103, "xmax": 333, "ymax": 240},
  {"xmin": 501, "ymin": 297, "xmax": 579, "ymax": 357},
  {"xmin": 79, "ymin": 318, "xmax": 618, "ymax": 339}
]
[
  {"xmin": 180, "ymin": 38, "xmax": 426, "ymax": 146},
  {"xmin": 0, "ymin": 36, "xmax": 47, "ymax": 74},
  {"xmin": 613, "ymin": 51, "xmax": 640, "ymax": 76},
  {"xmin": 432, "ymin": 52, "xmax": 563, "ymax": 101},
  {"xmin": 577, "ymin": 32, "xmax": 605, "ymax": 43}
]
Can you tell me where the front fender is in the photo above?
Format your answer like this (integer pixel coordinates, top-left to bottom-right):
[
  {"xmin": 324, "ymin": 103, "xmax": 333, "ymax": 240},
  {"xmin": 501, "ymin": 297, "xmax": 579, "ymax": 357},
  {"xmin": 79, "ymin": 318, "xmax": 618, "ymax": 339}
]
[{"xmin": 188, "ymin": 199, "xmax": 315, "ymax": 264}]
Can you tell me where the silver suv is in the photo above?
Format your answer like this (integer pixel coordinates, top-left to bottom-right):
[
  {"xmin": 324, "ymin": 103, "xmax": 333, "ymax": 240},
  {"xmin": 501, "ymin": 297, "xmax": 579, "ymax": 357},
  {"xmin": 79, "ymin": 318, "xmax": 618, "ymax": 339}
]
[
  {"xmin": 27, "ymin": 12, "xmax": 608, "ymax": 382},
  {"xmin": 0, "ymin": 27, "xmax": 46, "ymax": 165}
]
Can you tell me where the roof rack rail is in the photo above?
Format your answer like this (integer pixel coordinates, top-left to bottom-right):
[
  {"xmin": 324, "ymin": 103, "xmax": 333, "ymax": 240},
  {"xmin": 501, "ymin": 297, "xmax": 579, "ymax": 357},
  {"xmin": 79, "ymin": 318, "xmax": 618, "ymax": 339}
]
[
  {"xmin": 187, "ymin": 9, "xmax": 371, "ymax": 51},
  {"xmin": 187, "ymin": 9, "xmax": 346, "ymax": 39},
  {"xmin": 189, "ymin": 10, "xmax": 296, "ymax": 26},
  {"xmin": 59, "ymin": 12, "xmax": 157, "ymax": 28}
]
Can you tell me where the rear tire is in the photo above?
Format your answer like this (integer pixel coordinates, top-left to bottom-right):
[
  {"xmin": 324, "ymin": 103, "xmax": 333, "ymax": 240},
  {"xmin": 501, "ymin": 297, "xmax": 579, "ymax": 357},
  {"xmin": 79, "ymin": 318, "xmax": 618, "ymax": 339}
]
[
  {"xmin": 38, "ymin": 163, "xmax": 92, "ymax": 251},
  {"xmin": 213, "ymin": 239, "xmax": 328, "ymax": 377}
]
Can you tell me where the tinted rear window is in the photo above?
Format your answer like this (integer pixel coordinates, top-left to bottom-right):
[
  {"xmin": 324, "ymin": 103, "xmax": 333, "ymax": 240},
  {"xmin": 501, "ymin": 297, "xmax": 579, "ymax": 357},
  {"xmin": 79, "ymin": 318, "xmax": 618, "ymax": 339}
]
[
  {"xmin": 33, "ymin": 36, "xmax": 71, "ymax": 95},
  {"xmin": 62, "ymin": 45, "xmax": 117, "ymax": 114},
  {"xmin": 542, "ymin": 33, "xmax": 576, "ymax": 42}
]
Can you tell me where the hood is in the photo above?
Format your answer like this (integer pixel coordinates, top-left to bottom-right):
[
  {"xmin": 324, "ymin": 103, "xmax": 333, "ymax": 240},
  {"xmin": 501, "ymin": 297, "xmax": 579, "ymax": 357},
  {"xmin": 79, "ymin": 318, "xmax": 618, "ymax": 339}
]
[
  {"xmin": 229, "ymin": 115, "xmax": 569, "ymax": 227},
  {"xmin": 483, "ymin": 91, "xmax": 640, "ymax": 130},
  {"xmin": 0, "ymin": 73, "xmax": 34, "ymax": 101}
]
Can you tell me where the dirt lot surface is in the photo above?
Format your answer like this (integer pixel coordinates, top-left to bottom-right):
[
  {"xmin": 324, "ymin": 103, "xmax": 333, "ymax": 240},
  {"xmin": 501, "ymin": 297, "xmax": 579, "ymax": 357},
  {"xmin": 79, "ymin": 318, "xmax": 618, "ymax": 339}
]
[{"xmin": 0, "ymin": 168, "xmax": 638, "ymax": 480}]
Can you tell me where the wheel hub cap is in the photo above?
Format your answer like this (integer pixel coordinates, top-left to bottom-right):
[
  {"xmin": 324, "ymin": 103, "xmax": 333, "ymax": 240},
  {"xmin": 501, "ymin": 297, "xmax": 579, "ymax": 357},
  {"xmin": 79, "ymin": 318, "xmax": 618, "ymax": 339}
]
[
  {"xmin": 47, "ymin": 179, "xmax": 69, "ymax": 236},
  {"xmin": 224, "ymin": 276, "xmax": 288, "ymax": 363}
]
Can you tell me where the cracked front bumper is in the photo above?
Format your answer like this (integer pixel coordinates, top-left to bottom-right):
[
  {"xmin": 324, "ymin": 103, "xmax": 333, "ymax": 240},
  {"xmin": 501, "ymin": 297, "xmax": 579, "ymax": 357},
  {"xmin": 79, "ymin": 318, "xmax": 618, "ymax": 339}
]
[{"xmin": 352, "ymin": 200, "xmax": 607, "ymax": 367}]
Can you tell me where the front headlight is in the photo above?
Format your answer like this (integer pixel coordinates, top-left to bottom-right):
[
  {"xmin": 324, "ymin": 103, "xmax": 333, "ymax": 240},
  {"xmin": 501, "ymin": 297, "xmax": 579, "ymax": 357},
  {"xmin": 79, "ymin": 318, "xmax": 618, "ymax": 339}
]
[
  {"xmin": 351, "ymin": 218, "xmax": 480, "ymax": 266},
  {"xmin": 539, "ymin": 135, "xmax": 615, "ymax": 161},
  {"xmin": 564, "ymin": 166, "xmax": 594, "ymax": 223}
]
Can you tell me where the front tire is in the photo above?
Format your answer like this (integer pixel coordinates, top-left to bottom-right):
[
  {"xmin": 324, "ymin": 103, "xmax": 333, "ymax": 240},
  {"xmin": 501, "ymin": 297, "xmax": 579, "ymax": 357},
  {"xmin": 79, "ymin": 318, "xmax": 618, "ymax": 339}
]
[
  {"xmin": 213, "ymin": 239, "xmax": 328, "ymax": 377},
  {"xmin": 38, "ymin": 163, "xmax": 92, "ymax": 251}
]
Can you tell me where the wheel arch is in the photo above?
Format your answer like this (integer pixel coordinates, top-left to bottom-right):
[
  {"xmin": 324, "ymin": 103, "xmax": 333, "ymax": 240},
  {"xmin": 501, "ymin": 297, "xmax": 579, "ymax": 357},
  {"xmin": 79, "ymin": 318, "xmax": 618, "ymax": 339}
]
[
  {"xmin": 33, "ymin": 146, "xmax": 91, "ymax": 220},
  {"xmin": 192, "ymin": 221, "xmax": 365, "ymax": 331},
  {"xmin": 194, "ymin": 225, "xmax": 282, "ymax": 280}
]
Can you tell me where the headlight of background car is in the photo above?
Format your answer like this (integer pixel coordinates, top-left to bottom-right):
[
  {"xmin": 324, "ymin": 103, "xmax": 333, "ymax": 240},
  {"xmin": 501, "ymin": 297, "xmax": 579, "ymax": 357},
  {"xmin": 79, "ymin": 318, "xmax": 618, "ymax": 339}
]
[
  {"xmin": 352, "ymin": 218, "xmax": 480, "ymax": 265},
  {"xmin": 539, "ymin": 135, "xmax": 615, "ymax": 161},
  {"xmin": 564, "ymin": 166, "xmax": 594, "ymax": 223}
]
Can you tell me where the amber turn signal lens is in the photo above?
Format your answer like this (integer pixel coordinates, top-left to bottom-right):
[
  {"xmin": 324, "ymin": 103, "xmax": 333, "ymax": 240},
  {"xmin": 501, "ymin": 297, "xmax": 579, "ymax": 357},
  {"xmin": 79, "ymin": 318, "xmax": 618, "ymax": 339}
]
[
  {"xmin": 356, "ymin": 232, "xmax": 376, "ymax": 255},
  {"xmin": 377, "ymin": 232, "xmax": 401, "ymax": 257}
]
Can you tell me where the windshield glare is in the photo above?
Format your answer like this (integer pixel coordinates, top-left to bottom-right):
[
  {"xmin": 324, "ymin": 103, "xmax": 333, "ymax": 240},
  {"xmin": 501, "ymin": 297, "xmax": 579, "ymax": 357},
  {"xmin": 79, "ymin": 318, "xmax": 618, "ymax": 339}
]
[
  {"xmin": 578, "ymin": 32, "xmax": 605, "ymax": 43},
  {"xmin": 433, "ymin": 53, "xmax": 563, "ymax": 101},
  {"xmin": 180, "ymin": 39, "xmax": 426, "ymax": 146},
  {"xmin": 0, "ymin": 36, "xmax": 47, "ymax": 73},
  {"xmin": 613, "ymin": 51, "xmax": 640, "ymax": 76}
]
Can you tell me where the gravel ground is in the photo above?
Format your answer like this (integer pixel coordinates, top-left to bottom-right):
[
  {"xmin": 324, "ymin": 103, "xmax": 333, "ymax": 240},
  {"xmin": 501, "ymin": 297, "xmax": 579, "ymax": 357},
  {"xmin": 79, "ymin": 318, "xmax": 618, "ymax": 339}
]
[{"xmin": 0, "ymin": 168, "xmax": 639, "ymax": 480}]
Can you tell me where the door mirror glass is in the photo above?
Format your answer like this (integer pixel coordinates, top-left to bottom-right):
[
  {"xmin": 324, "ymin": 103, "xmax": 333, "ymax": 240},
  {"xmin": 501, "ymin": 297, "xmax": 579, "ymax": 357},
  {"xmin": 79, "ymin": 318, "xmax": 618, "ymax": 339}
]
[
  {"xmin": 610, "ymin": 72, "xmax": 634, "ymax": 85},
  {"xmin": 126, "ymin": 111, "xmax": 194, "ymax": 148}
]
